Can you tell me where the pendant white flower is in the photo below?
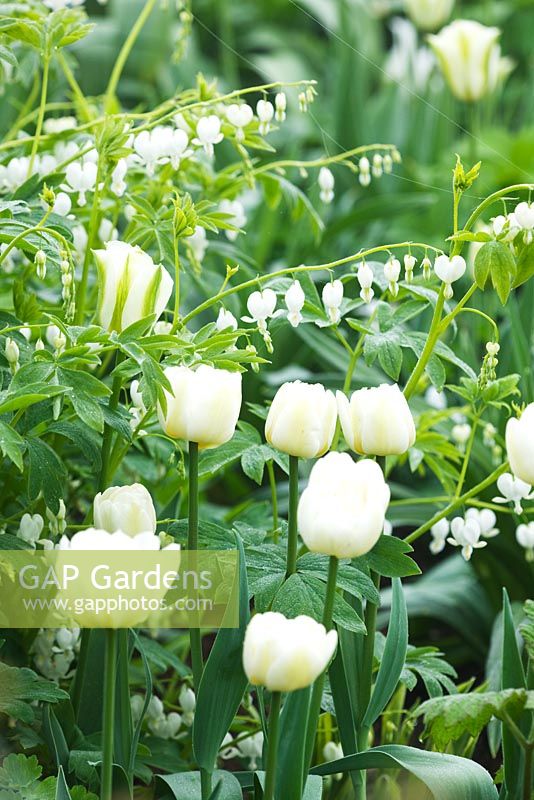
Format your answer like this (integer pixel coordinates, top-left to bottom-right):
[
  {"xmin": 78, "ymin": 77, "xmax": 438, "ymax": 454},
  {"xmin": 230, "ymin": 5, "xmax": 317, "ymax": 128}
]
[
  {"xmin": 337, "ymin": 383, "xmax": 416, "ymax": 456},
  {"xmin": 219, "ymin": 199, "xmax": 246, "ymax": 241},
  {"xmin": 298, "ymin": 452, "xmax": 390, "ymax": 558},
  {"xmin": 94, "ymin": 241, "xmax": 173, "ymax": 333},
  {"xmin": 465, "ymin": 508, "xmax": 499, "ymax": 539},
  {"xmin": 94, "ymin": 483, "xmax": 157, "ymax": 537},
  {"xmin": 514, "ymin": 202, "xmax": 534, "ymax": 244},
  {"xmin": 256, "ymin": 100, "xmax": 274, "ymax": 135},
  {"xmin": 265, "ymin": 380, "xmax": 337, "ymax": 459},
  {"xmin": 111, "ymin": 159, "xmax": 127, "ymax": 197},
  {"xmin": 275, "ymin": 92, "xmax": 287, "ymax": 122},
  {"xmin": 429, "ymin": 21, "xmax": 506, "ymax": 102},
  {"xmin": 188, "ymin": 226, "xmax": 208, "ymax": 262},
  {"xmin": 384, "ymin": 257, "xmax": 401, "ymax": 297},
  {"xmin": 358, "ymin": 263, "xmax": 375, "ymax": 303},
  {"xmin": 318, "ymin": 167, "xmax": 335, "ymax": 204},
  {"xmin": 404, "ymin": 253, "xmax": 417, "ymax": 283},
  {"xmin": 492, "ymin": 472, "xmax": 534, "ymax": 514},
  {"xmin": 516, "ymin": 523, "xmax": 534, "ymax": 562},
  {"xmin": 226, "ymin": 104, "xmax": 254, "ymax": 140},
  {"xmin": 446, "ymin": 516, "xmax": 486, "ymax": 561},
  {"xmin": 243, "ymin": 612, "xmax": 338, "ymax": 692},
  {"xmin": 285, "ymin": 280, "xmax": 305, "ymax": 327},
  {"xmin": 242, "ymin": 289, "xmax": 277, "ymax": 332},
  {"xmin": 216, "ymin": 308, "xmax": 238, "ymax": 332},
  {"xmin": 193, "ymin": 116, "xmax": 223, "ymax": 157},
  {"xmin": 434, "ymin": 254, "xmax": 466, "ymax": 299},
  {"xmin": 18, "ymin": 513, "xmax": 45, "ymax": 547},
  {"xmin": 506, "ymin": 404, "xmax": 534, "ymax": 485},
  {"xmin": 404, "ymin": 0, "xmax": 454, "ymax": 31},
  {"xmin": 63, "ymin": 161, "xmax": 97, "ymax": 206},
  {"xmin": 158, "ymin": 364, "xmax": 242, "ymax": 449},
  {"xmin": 429, "ymin": 518, "xmax": 449, "ymax": 555},
  {"xmin": 322, "ymin": 280, "xmax": 343, "ymax": 324}
]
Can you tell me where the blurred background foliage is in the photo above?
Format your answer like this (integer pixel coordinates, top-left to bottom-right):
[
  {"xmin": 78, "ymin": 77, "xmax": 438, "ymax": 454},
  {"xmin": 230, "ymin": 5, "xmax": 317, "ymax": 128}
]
[{"xmin": 2, "ymin": 0, "xmax": 533, "ymax": 682}]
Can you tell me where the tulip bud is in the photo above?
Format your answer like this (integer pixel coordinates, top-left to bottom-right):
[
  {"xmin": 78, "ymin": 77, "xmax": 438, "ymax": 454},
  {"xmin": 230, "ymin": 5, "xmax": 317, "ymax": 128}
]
[
  {"xmin": 429, "ymin": 21, "xmax": 506, "ymax": 102},
  {"xmin": 94, "ymin": 483, "xmax": 157, "ymax": 537},
  {"xmin": 158, "ymin": 364, "xmax": 242, "ymax": 449},
  {"xmin": 298, "ymin": 452, "xmax": 390, "ymax": 558},
  {"xmin": 94, "ymin": 241, "xmax": 173, "ymax": 333},
  {"xmin": 337, "ymin": 383, "xmax": 416, "ymax": 456},
  {"xmin": 265, "ymin": 380, "xmax": 337, "ymax": 459},
  {"xmin": 506, "ymin": 404, "xmax": 534, "ymax": 485},
  {"xmin": 404, "ymin": 0, "xmax": 454, "ymax": 31},
  {"xmin": 242, "ymin": 612, "xmax": 338, "ymax": 692}
]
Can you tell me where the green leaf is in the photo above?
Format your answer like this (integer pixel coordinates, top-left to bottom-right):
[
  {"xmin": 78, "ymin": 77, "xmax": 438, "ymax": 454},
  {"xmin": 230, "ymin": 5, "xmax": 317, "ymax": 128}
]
[
  {"xmin": 0, "ymin": 662, "xmax": 68, "ymax": 724},
  {"xmin": 43, "ymin": 706, "xmax": 70, "ymax": 772},
  {"xmin": 0, "ymin": 420, "xmax": 25, "ymax": 470},
  {"xmin": 475, "ymin": 241, "xmax": 517, "ymax": 304},
  {"xmin": 26, "ymin": 437, "xmax": 67, "ymax": 513},
  {"xmin": 513, "ymin": 242, "xmax": 534, "ymax": 288},
  {"xmin": 193, "ymin": 534, "xmax": 249, "ymax": 771},
  {"xmin": 158, "ymin": 771, "xmax": 242, "ymax": 800},
  {"xmin": 312, "ymin": 744, "xmax": 498, "ymax": 799},
  {"xmin": 276, "ymin": 688, "xmax": 311, "ymax": 800},
  {"xmin": 501, "ymin": 589, "xmax": 528, "ymax": 799},
  {"xmin": 519, "ymin": 600, "xmax": 534, "ymax": 661},
  {"xmin": 355, "ymin": 536, "xmax": 420, "ymax": 579},
  {"xmin": 416, "ymin": 689, "xmax": 530, "ymax": 750},
  {"xmin": 363, "ymin": 578, "xmax": 408, "ymax": 727},
  {"xmin": 55, "ymin": 768, "xmax": 71, "ymax": 800},
  {"xmin": 0, "ymin": 754, "xmax": 42, "ymax": 789}
]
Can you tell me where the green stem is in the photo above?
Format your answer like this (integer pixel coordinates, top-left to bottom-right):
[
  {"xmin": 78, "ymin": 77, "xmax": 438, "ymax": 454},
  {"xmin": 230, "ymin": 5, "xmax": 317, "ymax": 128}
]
[
  {"xmin": 116, "ymin": 629, "xmax": 132, "ymax": 783},
  {"xmin": 357, "ymin": 572, "xmax": 380, "ymax": 747},
  {"xmin": 28, "ymin": 53, "xmax": 50, "ymax": 176},
  {"xmin": 101, "ymin": 629, "xmax": 118, "ymax": 800},
  {"xmin": 303, "ymin": 557, "xmax": 339, "ymax": 772},
  {"xmin": 264, "ymin": 692, "xmax": 282, "ymax": 800},
  {"xmin": 0, "ymin": 209, "xmax": 52, "ymax": 267},
  {"xmin": 405, "ymin": 461, "xmax": 509, "ymax": 544},
  {"xmin": 286, "ymin": 456, "xmax": 299, "ymax": 577},
  {"xmin": 267, "ymin": 460, "xmax": 279, "ymax": 542},
  {"xmin": 172, "ymin": 231, "xmax": 180, "ymax": 332},
  {"xmin": 524, "ymin": 744, "xmax": 533, "ymax": 800},
  {"xmin": 455, "ymin": 415, "xmax": 480, "ymax": 498},
  {"xmin": 99, "ymin": 373, "xmax": 122, "ymax": 491},
  {"xmin": 104, "ymin": 0, "xmax": 159, "ymax": 113},
  {"xmin": 188, "ymin": 441, "xmax": 210, "ymax": 799},
  {"xmin": 57, "ymin": 51, "xmax": 94, "ymax": 123},
  {"xmin": 403, "ymin": 286, "xmax": 445, "ymax": 400}
]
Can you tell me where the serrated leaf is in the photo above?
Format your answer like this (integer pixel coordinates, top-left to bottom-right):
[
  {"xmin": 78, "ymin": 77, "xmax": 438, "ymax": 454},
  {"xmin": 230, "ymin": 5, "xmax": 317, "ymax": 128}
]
[
  {"xmin": 0, "ymin": 420, "xmax": 25, "ymax": 470},
  {"xmin": 0, "ymin": 663, "xmax": 68, "ymax": 724}
]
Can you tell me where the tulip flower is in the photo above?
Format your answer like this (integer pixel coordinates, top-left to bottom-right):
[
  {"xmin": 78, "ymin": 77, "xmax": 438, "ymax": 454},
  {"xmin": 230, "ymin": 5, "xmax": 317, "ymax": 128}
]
[
  {"xmin": 265, "ymin": 380, "xmax": 337, "ymax": 459},
  {"xmin": 405, "ymin": 0, "xmax": 454, "ymax": 31},
  {"xmin": 94, "ymin": 483, "xmax": 157, "ymax": 537},
  {"xmin": 505, "ymin": 404, "xmax": 534, "ymax": 485},
  {"xmin": 336, "ymin": 383, "xmax": 416, "ymax": 456},
  {"xmin": 158, "ymin": 365, "xmax": 242, "ymax": 449},
  {"xmin": 429, "ymin": 20, "xmax": 506, "ymax": 103},
  {"xmin": 243, "ymin": 612, "xmax": 338, "ymax": 692},
  {"xmin": 94, "ymin": 241, "xmax": 173, "ymax": 333},
  {"xmin": 298, "ymin": 452, "xmax": 390, "ymax": 558}
]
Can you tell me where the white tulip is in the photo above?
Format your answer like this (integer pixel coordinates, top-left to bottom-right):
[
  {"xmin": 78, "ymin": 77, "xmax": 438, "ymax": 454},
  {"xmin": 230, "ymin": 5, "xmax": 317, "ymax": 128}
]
[
  {"xmin": 242, "ymin": 612, "xmax": 338, "ymax": 692},
  {"xmin": 94, "ymin": 483, "xmax": 157, "ymax": 537},
  {"xmin": 193, "ymin": 116, "xmax": 223, "ymax": 157},
  {"xmin": 506, "ymin": 404, "xmax": 534, "ymax": 485},
  {"xmin": 516, "ymin": 523, "xmax": 534, "ymax": 562},
  {"xmin": 429, "ymin": 20, "xmax": 504, "ymax": 102},
  {"xmin": 318, "ymin": 167, "xmax": 335, "ymax": 204},
  {"xmin": 298, "ymin": 452, "xmax": 390, "ymax": 558},
  {"xmin": 94, "ymin": 241, "xmax": 173, "ymax": 333},
  {"xmin": 405, "ymin": 0, "xmax": 454, "ymax": 31},
  {"xmin": 433, "ymin": 254, "xmax": 466, "ymax": 298},
  {"xmin": 285, "ymin": 280, "xmax": 305, "ymax": 328},
  {"xmin": 265, "ymin": 380, "xmax": 337, "ymax": 459},
  {"xmin": 492, "ymin": 472, "xmax": 534, "ymax": 514},
  {"xmin": 322, "ymin": 280, "xmax": 343, "ymax": 324},
  {"xmin": 337, "ymin": 383, "xmax": 416, "ymax": 456},
  {"xmin": 58, "ymin": 527, "xmax": 179, "ymax": 551},
  {"xmin": 158, "ymin": 364, "xmax": 242, "ymax": 448}
]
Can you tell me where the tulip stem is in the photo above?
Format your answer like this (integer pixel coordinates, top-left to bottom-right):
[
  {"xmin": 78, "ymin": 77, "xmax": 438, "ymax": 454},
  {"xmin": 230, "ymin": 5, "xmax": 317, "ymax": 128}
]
[
  {"xmin": 99, "ymin": 373, "xmax": 123, "ymax": 491},
  {"xmin": 264, "ymin": 692, "xmax": 282, "ymax": 800},
  {"xmin": 303, "ymin": 556, "xmax": 339, "ymax": 773},
  {"xmin": 187, "ymin": 441, "xmax": 211, "ymax": 800},
  {"xmin": 267, "ymin": 460, "xmax": 279, "ymax": 542},
  {"xmin": 101, "ymin": 628, "xmax": 117, "ymax": 800},
  {"xmin": 286, "ymin": 456, "xmax": 299, "ymax": 577}
]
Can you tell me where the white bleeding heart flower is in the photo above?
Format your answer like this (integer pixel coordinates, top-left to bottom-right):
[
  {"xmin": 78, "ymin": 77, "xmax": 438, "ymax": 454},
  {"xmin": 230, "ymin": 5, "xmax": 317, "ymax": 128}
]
[
  {"xmin": 193, "ymin": 116, "xmax": 223, "ymax": 157},
  {"xmin": 465, "ymin": 507, "xmax": 499, "ymax": 538},
  {"xmin": 242, "ymin": 289, "xmax": 277, "ymax": 332},
  {"xmin": 219, "ymin": 199, "xmax": 246, "ymax": 241},
  {"xmin": 429, "ymin": 518, "xmax": 449, "ymax": 555},
  {"xmin": 434, "ymin": 254, "xmax": 466, "ymax": 299},
  {"xmin": 516, "ymin": 522, "xmax": 534, "ymax": 561},
  {"xmin": 226, "ymin": 104, "xmax": 254, "ymax": 140},
  {"xmin": 447, "ymin": 516, "xmax": 487, "ymax": 561},
  {"xmin": 322, "ymin": 280, "xmax": 344, "ymax": 324},
  {"xmin": 256, "ymin": 100, "xmax": 274, "ymax": 135},
  {"xmin": 492, "ymin": 472, "xmax": 534, "ymax": 514},
  {"xmin": 285, "ymin": 280, "xmax": 305, "ymax": 327},
  {"xmin": 63, "ymin": 161, "xmax": 97, "ymax": 206}
]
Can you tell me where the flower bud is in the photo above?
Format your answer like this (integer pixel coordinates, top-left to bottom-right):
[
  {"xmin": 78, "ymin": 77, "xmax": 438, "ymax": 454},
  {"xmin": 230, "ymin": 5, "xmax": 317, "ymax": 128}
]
[
  {"xmin": 94, "ymin": 483, "xmax": 157, "ymax": 537},
  {"xmin": 216, "ymin": 307, "xmax": 238, "ymax": 332},
  {"xmin": 322, "ymin": 280, "xmax": 343, "ymax": 324},
  {"xmin": 358, "ymin": 263, "xmax": 375, "ymax": 304},
  {"xmin": 506, "ymin": 404, "xmax": 534, "ymax": 485},
  {"xmin": 242, "ymin": 612, "xmax": 338, "ymax": 692},
  {"xmin": 265, "ymin": 380, "xmax": 337, "ymax": 459},
  {"xmin": 158, "ymin": 365, "xmax": 242, "ymax": 449},
  {"xmin": 337, "ymin": 383, "xmax": 416, "ymax": 456},
  {"xmin": 298, "ymin": 452, "xmax": 390, "ymax": 558},
  {"xmin": 275, "ymin": 92, "xmax": 287, "ymax": 122},
  {"xmin": 404, "ymin": 254, "xmax": 417, "ymax": 283},
  {"xmin": 285, "ymin": 280, "xmax": 305, "ymax": 328},
  {"xmin": 256, "ymin": 100, "xmax": 274, "ymax": 135},
  {"xmin": 384, "ymin": 257, "xmax": 401, "ymax": 296},
  {"xmin": 404, "ymin": 0, "xmax": 454, "ymax": 31},
  {"xmin": 94, "ymin": 241, "xmax": 173, "ymax": 333},
  {"xmin": 5, "ymin": 337, "xmax": 19, "ymax": 368},
  {"xmin": 35, "ymin": 249, "xmax": 47, "ymax": 280},
  {"xmin": 318, "ymin": 167, "xmax": 335, "ymax": 204}
]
